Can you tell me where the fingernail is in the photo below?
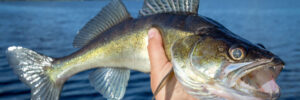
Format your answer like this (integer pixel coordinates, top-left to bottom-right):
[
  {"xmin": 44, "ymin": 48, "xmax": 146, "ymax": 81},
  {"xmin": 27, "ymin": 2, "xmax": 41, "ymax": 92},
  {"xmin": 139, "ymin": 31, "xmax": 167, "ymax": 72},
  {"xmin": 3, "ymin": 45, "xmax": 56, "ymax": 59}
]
[{"xmin": 148, "ymin": 28, "xmax": 156, "ymax": 40}]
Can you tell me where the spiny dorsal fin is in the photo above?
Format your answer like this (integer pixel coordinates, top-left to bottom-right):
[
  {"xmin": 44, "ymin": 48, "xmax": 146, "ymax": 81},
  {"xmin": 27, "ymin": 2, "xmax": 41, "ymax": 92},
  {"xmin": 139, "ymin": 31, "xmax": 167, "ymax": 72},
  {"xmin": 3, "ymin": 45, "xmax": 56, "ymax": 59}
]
[
  {"xmin": 139, "ymin": 0, "xmax": 199, "ymax": 16},
  {"xmin": 73, "ymin": 0, "xmax": 131, "ymax": 48}
]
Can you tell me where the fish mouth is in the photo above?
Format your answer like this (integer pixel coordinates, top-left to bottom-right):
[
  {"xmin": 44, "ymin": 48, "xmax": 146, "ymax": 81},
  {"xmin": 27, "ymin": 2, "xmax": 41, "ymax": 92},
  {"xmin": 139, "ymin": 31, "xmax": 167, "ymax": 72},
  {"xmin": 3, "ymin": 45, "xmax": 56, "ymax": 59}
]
[{"xmin": 228, "ymin": 58, "xmax": 284, "ymax": 98}]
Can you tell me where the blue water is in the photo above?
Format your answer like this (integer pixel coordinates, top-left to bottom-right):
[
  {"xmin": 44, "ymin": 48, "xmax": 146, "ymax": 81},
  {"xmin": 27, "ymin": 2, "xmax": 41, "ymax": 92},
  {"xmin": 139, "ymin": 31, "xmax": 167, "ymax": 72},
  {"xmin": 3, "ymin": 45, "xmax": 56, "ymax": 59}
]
[{"xmin": 0, "ymin": 0, "xmax": 299, "ymax": 100}]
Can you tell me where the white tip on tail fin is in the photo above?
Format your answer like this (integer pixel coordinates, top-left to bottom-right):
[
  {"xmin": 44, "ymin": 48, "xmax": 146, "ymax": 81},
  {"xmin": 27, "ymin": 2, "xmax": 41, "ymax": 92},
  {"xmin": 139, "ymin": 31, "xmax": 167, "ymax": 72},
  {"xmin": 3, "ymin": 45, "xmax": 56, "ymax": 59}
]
[{"xmin": 6, "ymin": 46, "xmax": 62, "ymax": 100}]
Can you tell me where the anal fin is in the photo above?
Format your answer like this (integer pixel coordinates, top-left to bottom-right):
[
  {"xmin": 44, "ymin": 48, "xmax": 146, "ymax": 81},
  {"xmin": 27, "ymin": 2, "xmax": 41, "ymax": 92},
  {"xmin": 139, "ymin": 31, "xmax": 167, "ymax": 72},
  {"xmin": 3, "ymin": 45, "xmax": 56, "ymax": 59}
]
[{"xmin": 89, "ymin": 68, "xmax": 130, "ymax": 100}]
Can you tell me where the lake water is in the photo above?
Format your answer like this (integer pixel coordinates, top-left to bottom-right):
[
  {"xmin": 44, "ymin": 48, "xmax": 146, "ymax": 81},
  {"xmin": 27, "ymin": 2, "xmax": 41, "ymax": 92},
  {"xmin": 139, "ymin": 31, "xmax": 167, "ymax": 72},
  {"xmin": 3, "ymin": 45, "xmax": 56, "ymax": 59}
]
[{"xmin": 0, "ymin": 0, "xmax": 299, "ymax": 100}]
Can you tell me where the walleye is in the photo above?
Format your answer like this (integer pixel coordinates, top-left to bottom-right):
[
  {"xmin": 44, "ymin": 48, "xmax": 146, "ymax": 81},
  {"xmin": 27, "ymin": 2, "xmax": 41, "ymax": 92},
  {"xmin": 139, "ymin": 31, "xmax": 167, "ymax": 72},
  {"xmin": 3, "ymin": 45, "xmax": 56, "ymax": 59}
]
[{"xmin": 6, "ymin": 0, "xmax": 284, "ymax": 100}]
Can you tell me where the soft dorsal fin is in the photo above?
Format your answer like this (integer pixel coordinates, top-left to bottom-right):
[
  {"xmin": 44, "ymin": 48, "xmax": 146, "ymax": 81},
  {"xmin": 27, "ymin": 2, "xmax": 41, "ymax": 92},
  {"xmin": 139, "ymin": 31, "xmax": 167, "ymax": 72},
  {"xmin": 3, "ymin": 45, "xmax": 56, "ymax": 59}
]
[
  {"xmin": 73, "ymin": 0, "xmax": 131, "ymax": 48},
  {"xmin": 139, "ymin": 0, "xmax": 199, "ymax": 16}
]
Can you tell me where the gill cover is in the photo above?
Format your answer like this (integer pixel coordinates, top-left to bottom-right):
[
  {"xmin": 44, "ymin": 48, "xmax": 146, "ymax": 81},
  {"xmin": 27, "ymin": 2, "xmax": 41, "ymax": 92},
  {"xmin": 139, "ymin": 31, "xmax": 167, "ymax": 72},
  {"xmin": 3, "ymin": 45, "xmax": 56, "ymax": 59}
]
[{"xmin": 171, "ymin": 36, "xmax": 222, "ymax": 99}]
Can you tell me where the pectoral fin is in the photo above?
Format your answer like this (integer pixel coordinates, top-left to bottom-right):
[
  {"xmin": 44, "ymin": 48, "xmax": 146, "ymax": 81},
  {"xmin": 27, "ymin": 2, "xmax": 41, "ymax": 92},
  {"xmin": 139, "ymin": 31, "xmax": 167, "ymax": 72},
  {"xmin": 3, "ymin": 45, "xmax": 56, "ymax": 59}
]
[
  {"xmin": 89, "ymin": 68, "xmax": 130, "ymax": 100},
  {"xmin": 153, "ymin": 68, "xmax": 174, "ymax": 98}
]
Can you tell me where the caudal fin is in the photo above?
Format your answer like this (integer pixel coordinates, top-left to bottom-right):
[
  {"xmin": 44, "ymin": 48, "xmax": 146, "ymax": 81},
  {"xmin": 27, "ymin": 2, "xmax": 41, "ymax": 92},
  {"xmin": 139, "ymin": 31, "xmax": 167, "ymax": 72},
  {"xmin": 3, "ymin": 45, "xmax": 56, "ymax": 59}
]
[{"xmin": 6, "ymin": 46, "xmax": 62, "ymax": 100}]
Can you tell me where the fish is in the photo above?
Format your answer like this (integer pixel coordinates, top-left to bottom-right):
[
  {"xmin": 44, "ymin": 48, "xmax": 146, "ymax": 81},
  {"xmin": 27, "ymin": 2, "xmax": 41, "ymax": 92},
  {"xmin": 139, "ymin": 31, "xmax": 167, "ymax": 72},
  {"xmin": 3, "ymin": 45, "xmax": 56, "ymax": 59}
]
[{"xmin": 5, "ymin": 0, "xmax": 284, "ymax": 100}]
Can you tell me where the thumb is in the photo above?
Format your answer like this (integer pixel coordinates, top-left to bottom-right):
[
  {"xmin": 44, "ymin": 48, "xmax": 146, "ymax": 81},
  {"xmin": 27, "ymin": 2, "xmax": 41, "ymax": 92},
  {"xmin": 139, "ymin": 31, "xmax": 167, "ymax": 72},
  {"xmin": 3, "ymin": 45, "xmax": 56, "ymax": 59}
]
[
  {"xmin": 147, "ymin": 28, "xmax": 172, "ymax": 93},
  {"xmin": 147, "ymin": 28, "xmax": 169, "ymax": 70}
]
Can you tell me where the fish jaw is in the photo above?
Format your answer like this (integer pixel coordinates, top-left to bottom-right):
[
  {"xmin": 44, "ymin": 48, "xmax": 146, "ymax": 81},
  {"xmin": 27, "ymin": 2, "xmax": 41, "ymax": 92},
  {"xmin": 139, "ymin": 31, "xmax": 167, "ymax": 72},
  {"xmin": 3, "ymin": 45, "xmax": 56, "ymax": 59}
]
[
  {"xmin": 173, "ymin": 56, "xmax": 284, "ymax": 100},
  {"xmin": 221, "ymin": 58, "xmax": 284, "ymax": 99}
]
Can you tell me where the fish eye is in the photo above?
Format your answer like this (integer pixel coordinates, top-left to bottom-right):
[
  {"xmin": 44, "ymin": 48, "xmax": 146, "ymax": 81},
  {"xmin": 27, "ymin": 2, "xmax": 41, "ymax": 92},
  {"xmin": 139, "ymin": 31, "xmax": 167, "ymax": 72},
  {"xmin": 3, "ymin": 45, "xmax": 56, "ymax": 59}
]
[{"xmin": 229, "ymin": 47, "xmax": 245, "ymax": 60}]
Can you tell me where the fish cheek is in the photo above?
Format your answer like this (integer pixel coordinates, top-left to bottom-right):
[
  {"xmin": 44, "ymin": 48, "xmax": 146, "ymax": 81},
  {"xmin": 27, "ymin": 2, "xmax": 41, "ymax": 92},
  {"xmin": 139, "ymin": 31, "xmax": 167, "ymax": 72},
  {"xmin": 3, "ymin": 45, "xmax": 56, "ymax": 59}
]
[{"xmin": 190, "ymin": 37, "xmax": 227, "ymax": 79}]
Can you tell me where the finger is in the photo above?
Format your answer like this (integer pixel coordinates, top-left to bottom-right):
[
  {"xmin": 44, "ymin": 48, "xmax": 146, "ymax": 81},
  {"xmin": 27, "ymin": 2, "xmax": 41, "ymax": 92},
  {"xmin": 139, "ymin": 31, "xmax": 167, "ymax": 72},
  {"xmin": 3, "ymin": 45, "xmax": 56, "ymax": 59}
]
[
  {"xmin": 147, "ymin": 28, "xmax": 172, "ymax": 94},
  {"xmin": 147, "ymin": 28, "xmax": 169, "ymax": 72}
]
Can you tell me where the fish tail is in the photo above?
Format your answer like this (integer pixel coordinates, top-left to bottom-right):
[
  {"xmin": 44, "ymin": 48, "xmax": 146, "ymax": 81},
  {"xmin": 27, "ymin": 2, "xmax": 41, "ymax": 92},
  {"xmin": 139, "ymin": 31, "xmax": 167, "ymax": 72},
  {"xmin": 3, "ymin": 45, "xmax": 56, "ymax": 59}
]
[{"xmin": 6, "ymin": 46, "xmax": 62, "ymax": 100}]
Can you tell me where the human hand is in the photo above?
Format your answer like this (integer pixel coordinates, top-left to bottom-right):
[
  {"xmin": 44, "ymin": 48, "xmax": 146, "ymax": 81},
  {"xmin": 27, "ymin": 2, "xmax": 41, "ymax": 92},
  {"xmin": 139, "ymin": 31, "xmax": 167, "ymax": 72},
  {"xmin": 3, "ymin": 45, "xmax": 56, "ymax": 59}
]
[{"xmin": 147, "ymin": 28, "xmax": 196, "ymax": 100}]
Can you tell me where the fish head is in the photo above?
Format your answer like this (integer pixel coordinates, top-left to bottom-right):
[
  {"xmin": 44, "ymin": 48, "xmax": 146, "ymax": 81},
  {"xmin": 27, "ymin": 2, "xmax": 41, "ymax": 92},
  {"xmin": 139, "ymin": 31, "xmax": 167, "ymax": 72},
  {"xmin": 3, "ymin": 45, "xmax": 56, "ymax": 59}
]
[{"xmin": 173, "ymin": 26, "xmax": 284, "ymax": 100}]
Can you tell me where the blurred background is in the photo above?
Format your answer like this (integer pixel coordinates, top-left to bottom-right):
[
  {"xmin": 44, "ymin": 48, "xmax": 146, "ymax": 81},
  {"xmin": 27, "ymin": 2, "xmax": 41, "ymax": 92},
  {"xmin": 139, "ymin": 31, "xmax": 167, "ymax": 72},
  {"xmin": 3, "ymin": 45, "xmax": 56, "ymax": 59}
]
[{"xmin": 0, "ymin": 0, "xmax": 299, "ymax": 100}]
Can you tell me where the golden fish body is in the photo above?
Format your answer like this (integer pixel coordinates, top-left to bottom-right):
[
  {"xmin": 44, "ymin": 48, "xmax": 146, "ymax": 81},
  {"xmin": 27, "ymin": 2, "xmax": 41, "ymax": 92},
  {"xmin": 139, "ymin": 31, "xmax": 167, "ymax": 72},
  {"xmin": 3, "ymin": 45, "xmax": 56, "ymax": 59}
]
[{"xmin": 6, "ymin": 0, "xmax": 284, "ymax": 100}]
